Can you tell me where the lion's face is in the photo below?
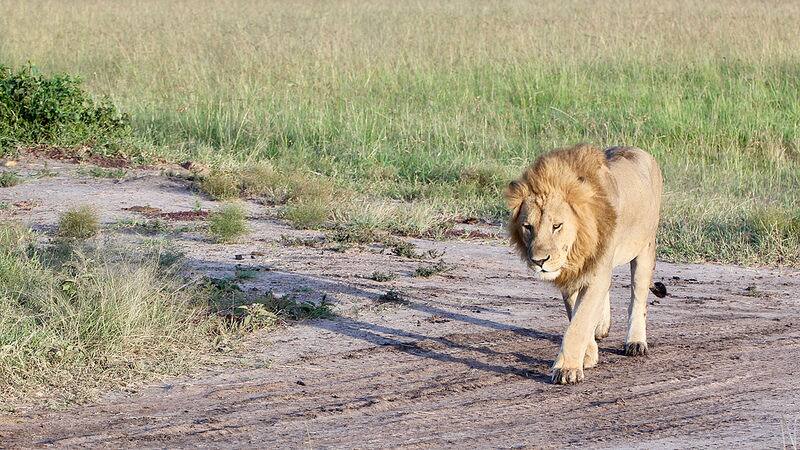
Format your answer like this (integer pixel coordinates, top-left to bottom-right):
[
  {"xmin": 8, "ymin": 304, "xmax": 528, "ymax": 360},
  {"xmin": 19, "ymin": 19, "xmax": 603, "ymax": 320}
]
[{"xmin": 515, "ymin": 191, "xmax": 579, "ymax": 281}]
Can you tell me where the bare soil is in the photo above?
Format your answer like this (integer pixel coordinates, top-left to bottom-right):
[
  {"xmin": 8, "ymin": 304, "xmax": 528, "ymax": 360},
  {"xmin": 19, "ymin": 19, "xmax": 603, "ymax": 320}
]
[{"xmin": 1, "ymin": 159, "xmax": 798, "ymax": 448}]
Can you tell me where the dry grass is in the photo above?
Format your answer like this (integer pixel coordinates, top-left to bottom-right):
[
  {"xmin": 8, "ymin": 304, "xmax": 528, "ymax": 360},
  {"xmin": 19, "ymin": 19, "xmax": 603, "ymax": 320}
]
[{"xmin": 0, "ymin": 224, "xmax": 208, "ymax": 408}]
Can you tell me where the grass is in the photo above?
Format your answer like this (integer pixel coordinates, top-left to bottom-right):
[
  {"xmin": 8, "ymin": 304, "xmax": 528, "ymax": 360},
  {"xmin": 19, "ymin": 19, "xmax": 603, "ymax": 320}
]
[
  {"xmin": 81, "ymin": 167, "xmax": 127, "ymax": 179},
  {"xmin": 0, "ymin": 0, "xmax": 798, "ymax": 266},
  {"xmin": 207, "ymin": 203, "xmax": 248, "ymax": 243},
  {"xmin": 413, "ymin": 260, "xmax": 455, "ymax": 278},
  {"xmin": 58, "ymin": 206, "xmax": 100, "ymax": 239},
  {"xmin": 0, "ymin": 171, "xmax": 20, "ymax": 187},
  {"xmin": 0, "ymin": 223, "xmax": 209, "ymax": 407},
  {"xmin": 0, "ymin": 223, "xmax": 333, "ymax": 408},
  {"xmin": 369, "ymin": 271, "xmax": 396, "ymax": 282}
]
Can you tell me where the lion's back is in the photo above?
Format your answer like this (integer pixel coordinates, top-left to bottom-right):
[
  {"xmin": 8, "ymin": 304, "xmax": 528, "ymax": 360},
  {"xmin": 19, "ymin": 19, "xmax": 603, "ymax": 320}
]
[{"xmin": 605, "ymin": 146, "xmax": 663, "ymax": 265}]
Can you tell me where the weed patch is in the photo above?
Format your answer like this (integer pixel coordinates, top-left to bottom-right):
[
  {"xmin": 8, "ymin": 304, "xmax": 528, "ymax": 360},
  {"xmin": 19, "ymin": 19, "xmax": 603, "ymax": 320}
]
[
  {"xmin": 0, "ymin": 224, "xmax": 211, "ymax": 406},
  {"xmin": 81, "ymin": 167, "xmax": 127, "ymax": 179},
  {"xmin": 377, "ymin": 289, "xmax": 408, "ymax": 305}
]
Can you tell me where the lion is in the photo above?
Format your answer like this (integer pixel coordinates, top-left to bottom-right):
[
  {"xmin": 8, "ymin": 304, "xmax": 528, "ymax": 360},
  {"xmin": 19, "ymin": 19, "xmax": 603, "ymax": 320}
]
[{"xmin": 505, "ymin": 144, "xmax": 666, "ymax": 385}]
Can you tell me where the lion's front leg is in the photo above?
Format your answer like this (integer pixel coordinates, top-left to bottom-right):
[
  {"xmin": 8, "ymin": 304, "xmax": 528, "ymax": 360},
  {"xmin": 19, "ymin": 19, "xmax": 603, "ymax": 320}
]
[{"xmin": 552, "ymin": 275, "xmax": 611, "ymax": 385}]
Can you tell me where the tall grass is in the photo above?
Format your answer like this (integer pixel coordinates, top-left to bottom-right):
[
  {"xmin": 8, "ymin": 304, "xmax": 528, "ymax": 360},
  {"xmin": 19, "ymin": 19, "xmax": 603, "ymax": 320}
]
[
  {"xmin": 0, "ymin": 0, "xmax": 798, "ymax": 265},
  {"xmin": 0, "ymin": 224, "xmax": 211, "ymax": 407}
]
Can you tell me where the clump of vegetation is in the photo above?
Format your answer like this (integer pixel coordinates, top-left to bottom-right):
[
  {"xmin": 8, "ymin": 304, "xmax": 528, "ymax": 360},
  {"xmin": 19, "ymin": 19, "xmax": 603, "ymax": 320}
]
[
  {"xmin": 414, "ymin": 260, "xmax": 455, "ymax": 278},
  {"xmin": 369, "ymin": 271, "xmax": 396, "ymax": 282},
  {"xmin": 260, "ymin": 293, "xmax": 334, "ymax": 321},
  {"xmin": 197, "ymin": 164, "xmax": 338, "ymax": 230},
  {"xmin": 0, "ymin": 171, "xmax": 20, "ymax": 187},
  {"xmin": 0, "ymin": 64, "xmax": 132, "ymax": 156},
  {"xmin": 208, "ymin": 203, "xmax": 248, "ymax": 243},
  {"xmin": 0, "ymin": 223, "xmax": 211, "ymax": 406},
  {"xmin": 58, "ymin": 206, "xmax": 100, "ymax": 239},
  {"xmin": 82, "ymin": 167, "xmax": 127, "ymax": 179},
  {"xmin": 284, "ymin": 200, "xmax": 328, "ymax": 229},
  {"xmin": 207, "ymin": 276, "xmax": 333, "ymax": 334},
  {"xmin": 112, "ymin": 218, "xmax": 170, "ymax": 234},
  {"xmin": 377, "ymin": 289, "xmax": 408, "ymax": 305}
]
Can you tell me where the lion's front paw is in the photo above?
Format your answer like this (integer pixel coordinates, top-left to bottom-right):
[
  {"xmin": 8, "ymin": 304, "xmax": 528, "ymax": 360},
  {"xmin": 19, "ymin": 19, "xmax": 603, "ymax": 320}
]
[
  {"xmin": 551, "ymin": 367, "xmax": 584, "ymax": 385},
  {"xmin": 624, "ymin": 341, "xmax": 648, "ymax": 356}
]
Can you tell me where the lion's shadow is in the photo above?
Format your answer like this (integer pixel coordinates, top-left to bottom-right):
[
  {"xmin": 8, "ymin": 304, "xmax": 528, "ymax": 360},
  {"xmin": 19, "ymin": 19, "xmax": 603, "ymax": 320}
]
[{"xmin": 187, "ymin": 253, "xmax": 566, "ymax": 384}]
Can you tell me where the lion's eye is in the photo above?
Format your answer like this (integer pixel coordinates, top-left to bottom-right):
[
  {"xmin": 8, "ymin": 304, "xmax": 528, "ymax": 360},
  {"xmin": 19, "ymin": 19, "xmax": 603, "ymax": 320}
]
[{"xmin": 553, "ymin": 223, "xmax": 562, "ymax": 231}]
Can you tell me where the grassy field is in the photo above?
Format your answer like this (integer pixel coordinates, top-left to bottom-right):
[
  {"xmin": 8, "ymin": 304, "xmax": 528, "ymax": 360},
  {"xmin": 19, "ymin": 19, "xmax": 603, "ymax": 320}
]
[{"xmin": 1, "ymin": 0, "xmax": 799, "ymax": 266}]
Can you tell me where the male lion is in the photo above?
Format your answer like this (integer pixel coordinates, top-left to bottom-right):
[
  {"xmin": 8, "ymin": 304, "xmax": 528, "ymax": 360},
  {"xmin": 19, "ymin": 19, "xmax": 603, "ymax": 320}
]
[{"xmin": 505, "ymin": 144, "xmax": 666, "ymax": 385}]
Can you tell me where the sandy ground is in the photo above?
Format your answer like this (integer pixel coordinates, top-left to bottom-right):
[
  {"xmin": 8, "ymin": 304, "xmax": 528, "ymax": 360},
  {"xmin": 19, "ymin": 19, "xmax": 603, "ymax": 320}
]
[{"xmin": 0, "ymin": 159, "xmax": 798, "ymax": 449}]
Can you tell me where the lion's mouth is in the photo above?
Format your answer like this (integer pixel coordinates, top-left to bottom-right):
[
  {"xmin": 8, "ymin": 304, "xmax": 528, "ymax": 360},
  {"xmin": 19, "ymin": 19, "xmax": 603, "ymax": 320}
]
[{"xmin": 528, "ymin": 262, "xmax": 561, "ymax": 279}]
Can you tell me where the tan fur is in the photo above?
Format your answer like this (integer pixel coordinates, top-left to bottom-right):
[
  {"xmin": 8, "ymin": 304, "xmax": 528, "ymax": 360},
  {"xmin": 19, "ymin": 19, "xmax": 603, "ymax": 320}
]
[{"xmin": 505, "ymin": 143, "xmax": 663, "ymax": 384}]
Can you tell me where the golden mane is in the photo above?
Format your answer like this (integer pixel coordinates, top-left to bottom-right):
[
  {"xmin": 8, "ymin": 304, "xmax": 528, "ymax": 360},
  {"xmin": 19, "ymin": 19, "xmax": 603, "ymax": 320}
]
[{"xmin": 504, "ymin": 144, "xmax": 617, "ymax": 292}]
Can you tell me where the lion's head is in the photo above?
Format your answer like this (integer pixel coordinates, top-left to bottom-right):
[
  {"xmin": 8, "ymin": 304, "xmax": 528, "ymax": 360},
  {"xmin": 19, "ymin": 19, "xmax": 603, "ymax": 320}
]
[{"xmin": 505, "ymin": 144, "xmax": 617, "ymax": 292}]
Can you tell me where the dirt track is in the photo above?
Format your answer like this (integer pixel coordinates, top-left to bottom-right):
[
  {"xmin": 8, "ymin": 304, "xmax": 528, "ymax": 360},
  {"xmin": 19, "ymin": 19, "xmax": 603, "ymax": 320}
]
[{"xmin": 1, "ymin": 159, "xmax": 798, "ymax": 448}]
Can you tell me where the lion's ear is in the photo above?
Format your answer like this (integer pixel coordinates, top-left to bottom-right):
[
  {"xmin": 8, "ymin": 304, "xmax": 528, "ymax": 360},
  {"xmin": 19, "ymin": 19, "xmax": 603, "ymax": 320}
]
[{"xmin": 504, "ymin": 180, "xmax": 529, "ymax": 220}]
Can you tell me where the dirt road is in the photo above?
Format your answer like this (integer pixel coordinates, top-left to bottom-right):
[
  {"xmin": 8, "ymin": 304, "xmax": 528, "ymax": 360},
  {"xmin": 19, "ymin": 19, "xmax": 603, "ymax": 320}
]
[{"xmin": 1, "ymin": 160, "xmax": 798, "ymax": 448}]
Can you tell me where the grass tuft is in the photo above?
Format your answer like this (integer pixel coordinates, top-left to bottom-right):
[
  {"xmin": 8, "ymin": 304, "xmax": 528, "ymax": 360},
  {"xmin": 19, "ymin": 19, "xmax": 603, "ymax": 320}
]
[
  {"xmin": 0, "ymin": 171, "xmax": 20, "ymax": 187},
  {"xmin": 369, "ymin": 271, "xmax": 396, "ymax": 282},
  {"xmin": 82, "ymin": 167, "xmax": 127, "ymax": 179},
  {"xmin": 58, "ymin": 206, "xmax": 100, "ymax": 239},
  {"xmin": 413, "ymin": 260, "xmax": 455, "ymax": 278},
  {"xmin": 208, "ymin": 203, "xmax": 248, "ymax": 243}
]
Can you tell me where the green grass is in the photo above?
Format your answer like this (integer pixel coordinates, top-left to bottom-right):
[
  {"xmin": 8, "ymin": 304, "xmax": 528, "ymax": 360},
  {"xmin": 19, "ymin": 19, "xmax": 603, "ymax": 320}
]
[
  {"xmin": 0, "ymin": 0, "xmax": 798, "ymax": 265},
  {"xmin": 58, "ymin": 206, "xmax": 100, "ymax": 239},
  {"xmin": 369, "ymin": 271, "xmax": 396, "ymax": 282},
  {"xmin": 207, "ymin": 203, "xmax": 248, "ymax": 243},
  {"xmin": 0, "ymin": 171, "xmax": 20, "ymax": 187},
  {"xmin": 81, "ymin": 167, "xmax": 127, "ymax": 179}
]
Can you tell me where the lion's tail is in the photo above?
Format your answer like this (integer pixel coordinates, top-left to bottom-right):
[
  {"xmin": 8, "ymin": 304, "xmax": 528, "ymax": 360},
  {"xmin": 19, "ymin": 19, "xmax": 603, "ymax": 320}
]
[{"xmin": 649, "ymin": 282, "xmax": 667, "ymax": 298}]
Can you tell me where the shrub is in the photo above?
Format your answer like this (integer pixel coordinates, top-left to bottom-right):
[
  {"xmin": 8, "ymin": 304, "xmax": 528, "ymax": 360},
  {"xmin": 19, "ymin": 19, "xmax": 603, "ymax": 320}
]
[{"xmin": 0, "ymin": 64, "xmax": 131, "ymax": 156}]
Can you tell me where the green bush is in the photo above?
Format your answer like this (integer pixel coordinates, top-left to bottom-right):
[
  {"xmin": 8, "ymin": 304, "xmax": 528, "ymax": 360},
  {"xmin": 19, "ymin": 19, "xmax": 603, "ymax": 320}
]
[{"xmin": 0, "ymin": 64, "xmax": 131, "ymax": 156}]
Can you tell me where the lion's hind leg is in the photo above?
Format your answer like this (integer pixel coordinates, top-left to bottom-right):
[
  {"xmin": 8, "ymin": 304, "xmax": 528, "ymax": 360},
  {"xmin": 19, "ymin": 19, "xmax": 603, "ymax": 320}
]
[
  {"xmin": 594, "ymin": 290, "xmax": 611, "ymax": 341},
  {"xmin": 625, "ymin": 240, "xmax": 656, "ymax": 356}
]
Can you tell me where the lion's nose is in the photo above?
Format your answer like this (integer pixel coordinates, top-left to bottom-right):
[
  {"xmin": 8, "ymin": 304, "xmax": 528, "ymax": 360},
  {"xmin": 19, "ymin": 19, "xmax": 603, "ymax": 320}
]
[{"xmin": 530, "ymin": 255, "xmax": 550, "ymax": 268}]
